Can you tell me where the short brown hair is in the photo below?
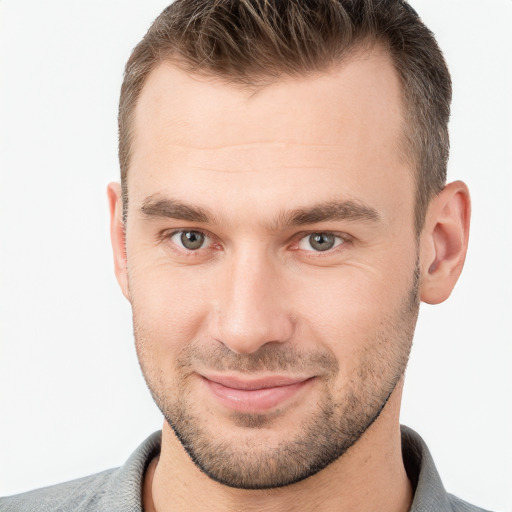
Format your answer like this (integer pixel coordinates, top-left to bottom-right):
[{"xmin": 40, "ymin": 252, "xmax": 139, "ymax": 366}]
[{"xmin": 119, "ymin": 0, "xmax": 451, "ymax": 233}]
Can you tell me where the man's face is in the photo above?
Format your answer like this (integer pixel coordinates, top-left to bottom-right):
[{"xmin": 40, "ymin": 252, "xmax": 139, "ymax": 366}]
[{"xmin": 121, "ymin": 48, "xmax": 420, "ymax": 489}]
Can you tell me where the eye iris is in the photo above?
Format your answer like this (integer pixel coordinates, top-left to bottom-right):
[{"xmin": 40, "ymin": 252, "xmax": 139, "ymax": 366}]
[
  {"xmin": 309, "ymin": 233, "xmax": 335, "ymax": 251},
  {"xmin": 180, "ymin": 231, "xmax": 205, "ymax": 250}
]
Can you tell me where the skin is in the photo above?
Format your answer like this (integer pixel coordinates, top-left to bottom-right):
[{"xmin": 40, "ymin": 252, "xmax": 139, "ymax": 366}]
[{"xmin": 108, "ymin": 46, "xmax": 470, "ymax": 512}]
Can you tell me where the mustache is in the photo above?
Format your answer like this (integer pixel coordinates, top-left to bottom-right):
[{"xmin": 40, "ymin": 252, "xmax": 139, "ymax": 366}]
[{"xmin": 176, "ymin": 341, "xmax": 339, "ymax": 375}]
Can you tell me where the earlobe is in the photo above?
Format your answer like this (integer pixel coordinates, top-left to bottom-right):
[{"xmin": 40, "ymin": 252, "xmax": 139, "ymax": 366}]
[
  {"xmin": 107, "ymin": 182, "xmax": 130, "ymax": 301},
  {"xmin": 419, "ymin": 181, "xmax": 471, "ymax": 305}
]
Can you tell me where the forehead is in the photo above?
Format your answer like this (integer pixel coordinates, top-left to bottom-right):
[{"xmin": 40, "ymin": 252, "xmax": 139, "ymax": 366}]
[
  {"xmin": 133, "ymin": 46, "xmax": 405, "ymax": 147},
  {"xmin": 127, "ymin": 47, "xmax": 413, "ymax": 224}
]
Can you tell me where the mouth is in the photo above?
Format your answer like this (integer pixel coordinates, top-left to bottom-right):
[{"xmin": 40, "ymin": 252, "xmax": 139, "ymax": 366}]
[{"xmin": 200, "ymin": 374, "xmax": 315, "ymax": 413}]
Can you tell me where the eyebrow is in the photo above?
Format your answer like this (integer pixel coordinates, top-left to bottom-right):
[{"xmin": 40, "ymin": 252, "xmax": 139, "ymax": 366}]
[
  {"xmin": 141, "ymin": 196, "xmax": 210, "ymax": 223},
  {"xmin": 140, "ymin": 195, "xmax": 380, "ymax": 227},
  {"xmin": 281, "ymin": 200, "xmax": 380, "ymax": 226}
]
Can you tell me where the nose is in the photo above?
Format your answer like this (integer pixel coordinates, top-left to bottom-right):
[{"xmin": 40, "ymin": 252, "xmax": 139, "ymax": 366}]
[{"xmin": 212, "ymin": 248, "xmax": 295, "ymax": 354}]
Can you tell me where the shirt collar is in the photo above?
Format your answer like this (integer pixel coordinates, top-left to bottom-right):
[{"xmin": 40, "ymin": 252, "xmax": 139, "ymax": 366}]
[
  {"xmin": 401, "ymin": 425, "xmax": 454, "ymax": 511},
  {"xmin": 105, "ymin": 426, "xmax": 454, "ymax": 511}
]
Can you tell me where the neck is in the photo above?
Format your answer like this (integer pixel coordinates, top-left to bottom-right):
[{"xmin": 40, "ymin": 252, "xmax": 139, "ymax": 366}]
[{"xmin": 144, "ymin": 385, "xmax": 412, "ymax": 512}]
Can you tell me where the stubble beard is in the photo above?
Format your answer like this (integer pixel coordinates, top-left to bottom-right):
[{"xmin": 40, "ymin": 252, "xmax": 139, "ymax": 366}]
[{"xmin": 133, "ymin": 265, "xmax": 420, "ymax": 490}]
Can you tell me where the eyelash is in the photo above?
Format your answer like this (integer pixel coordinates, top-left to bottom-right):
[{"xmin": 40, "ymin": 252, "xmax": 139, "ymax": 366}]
[
  {"xmin": 162, "ymin": 229, "xmax": 350, "ymax": 256},
  {"xmin": 295, "ymin": 232, "xmax": 347, "ymax": 253},
  {"xmin": 163, "ymin": 229, "xmax": 217, "ymax": 255}
]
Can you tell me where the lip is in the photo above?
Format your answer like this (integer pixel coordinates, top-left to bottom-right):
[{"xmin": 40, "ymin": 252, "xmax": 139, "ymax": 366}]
[{"xmin": 201, "ymin": 374, "xmax": 314, "ymax": 413}]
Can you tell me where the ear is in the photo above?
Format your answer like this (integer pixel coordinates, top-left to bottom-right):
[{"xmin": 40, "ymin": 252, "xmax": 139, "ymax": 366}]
[
  {"xmin": 419, "ymin": 181, "xmax": 471, "ymax": 304},
  {"xmin": 107, "ymin": 182, "xmax": 130, "ymax": 301}
]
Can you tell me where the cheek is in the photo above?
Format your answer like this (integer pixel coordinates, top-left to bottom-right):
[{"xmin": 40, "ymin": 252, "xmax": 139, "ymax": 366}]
[
  {"xmin": 127, "ymin": 253, "xmax": 211, "ymax": 358},
  {"xmin": 292, "ymin": 259, "xmax": 416, "ymax": 356}
]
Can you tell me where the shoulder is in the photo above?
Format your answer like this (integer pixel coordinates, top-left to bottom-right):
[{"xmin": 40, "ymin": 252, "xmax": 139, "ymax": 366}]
[
  {"xmin": 0, "ymin": 431, "xmax": 161, "ymax": 512},
  {"xmin": 447, "ymin": 493, "xmax": 494, "ymax": 512},
  {"xmin": 0, "ymin": 469, "xmax": 116, "ymax": 512}
]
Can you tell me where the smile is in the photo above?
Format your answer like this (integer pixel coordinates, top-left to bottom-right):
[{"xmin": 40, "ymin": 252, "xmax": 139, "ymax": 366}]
[{"xmin": 200, "ymin": 374, "xmax": 315, "ymax": 413}]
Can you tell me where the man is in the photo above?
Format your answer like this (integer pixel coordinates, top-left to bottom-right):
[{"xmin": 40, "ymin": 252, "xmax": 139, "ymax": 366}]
[{"xmin": 0, "ymin": 0, "xmax": 494, "ymax": 511}]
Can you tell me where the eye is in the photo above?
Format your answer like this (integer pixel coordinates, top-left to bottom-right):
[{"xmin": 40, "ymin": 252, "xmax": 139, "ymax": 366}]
[
  {"xmin": 298, "ymin": 233, "xmax": 344, "ymax": 252},
  {"xmin": 170, "ymin": 230, "xmax": 210, "ymax": 251}
]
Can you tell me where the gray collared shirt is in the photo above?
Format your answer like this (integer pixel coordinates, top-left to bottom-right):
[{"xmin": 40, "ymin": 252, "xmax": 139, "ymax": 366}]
[{"xmin": 0, "ymin": 426, "xmax": 493, "ymax": 511}]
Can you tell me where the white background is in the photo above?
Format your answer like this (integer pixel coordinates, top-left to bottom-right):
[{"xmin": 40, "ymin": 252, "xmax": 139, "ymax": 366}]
[{"xmin": 0, "ymin": 1, "xmax": 511, "ymax": 510}]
